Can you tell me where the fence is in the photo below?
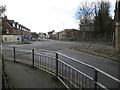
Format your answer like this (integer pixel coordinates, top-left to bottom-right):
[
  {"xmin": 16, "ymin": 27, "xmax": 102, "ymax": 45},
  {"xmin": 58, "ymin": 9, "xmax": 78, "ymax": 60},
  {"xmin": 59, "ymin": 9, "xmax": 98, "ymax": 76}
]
[{"xmin": 2, "ymin": 47, "xmax": 120, "ymax": 90}]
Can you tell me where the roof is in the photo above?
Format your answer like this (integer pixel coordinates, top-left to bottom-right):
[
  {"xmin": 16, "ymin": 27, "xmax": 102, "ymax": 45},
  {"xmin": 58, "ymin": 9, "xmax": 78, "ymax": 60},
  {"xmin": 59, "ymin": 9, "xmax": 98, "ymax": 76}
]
[
  {"xmin": 2, "ymin": 16, "xmax": 31, "ymax": 31},
  {"xmin": 64, "ymin": 29, "xmax": 80, "ymax": 32}
]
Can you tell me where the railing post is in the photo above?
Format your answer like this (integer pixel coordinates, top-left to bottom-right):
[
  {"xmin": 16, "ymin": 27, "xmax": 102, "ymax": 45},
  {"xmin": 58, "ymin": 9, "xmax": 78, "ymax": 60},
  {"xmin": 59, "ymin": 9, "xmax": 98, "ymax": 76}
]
[
  {"xmin": 94, "ymin": 69, "xmax": 98, "ymax": 90},
  {"xmin": 32, "ymin": 49, "xmax": 34, "ymax": 67},
  {"xmin": 56, "ymin": 53, "xmax": 58, "ymax": 77},
  {"xmin": 13, "ymin": 47, "xmax": 16, "ymax": 62}
]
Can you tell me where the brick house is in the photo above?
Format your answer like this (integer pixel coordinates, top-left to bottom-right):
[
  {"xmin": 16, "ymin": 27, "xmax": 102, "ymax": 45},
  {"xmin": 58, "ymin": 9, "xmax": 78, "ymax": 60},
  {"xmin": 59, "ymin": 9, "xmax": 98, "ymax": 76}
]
[
  {"xmin": 55, "ymin": 32, "xmax": 60, "ymax": 40},
  {"xmin": 65, "ymin": 29, "xmax": 81, "ymax": 41},
  {"xmin": 2, "ymin": 16, "xmax": 32, "ymax": 42},
  {"xmin": 56, "ymin": 29, "xmax": 81, "ymax": 41}
]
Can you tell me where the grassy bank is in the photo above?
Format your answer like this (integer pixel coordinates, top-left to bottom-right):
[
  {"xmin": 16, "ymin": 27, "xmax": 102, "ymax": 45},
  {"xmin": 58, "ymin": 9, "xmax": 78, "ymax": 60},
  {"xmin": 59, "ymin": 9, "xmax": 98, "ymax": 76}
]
[{"xmin": 70, "ymin": 46, "xmax": 119, "ymax": 61}]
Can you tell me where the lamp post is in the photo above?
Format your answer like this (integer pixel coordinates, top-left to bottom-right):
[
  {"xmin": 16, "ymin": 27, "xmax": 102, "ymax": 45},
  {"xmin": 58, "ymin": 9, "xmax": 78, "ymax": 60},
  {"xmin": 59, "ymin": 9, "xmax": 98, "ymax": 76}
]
[
  {"xmin": 115, "ymin": 0, "xmax": 120, "ymax": 89},
  {"xmin": 115, "ymin": 0, "xmax": 120, "ymax": 48}
]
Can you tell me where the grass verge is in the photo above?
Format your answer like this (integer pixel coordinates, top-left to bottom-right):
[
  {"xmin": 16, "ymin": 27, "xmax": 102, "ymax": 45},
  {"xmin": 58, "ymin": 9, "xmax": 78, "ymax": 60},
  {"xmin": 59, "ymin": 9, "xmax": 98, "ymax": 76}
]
[{"xmin": 70, "ymin": 46, "xmax": 119, "ymax": 62}]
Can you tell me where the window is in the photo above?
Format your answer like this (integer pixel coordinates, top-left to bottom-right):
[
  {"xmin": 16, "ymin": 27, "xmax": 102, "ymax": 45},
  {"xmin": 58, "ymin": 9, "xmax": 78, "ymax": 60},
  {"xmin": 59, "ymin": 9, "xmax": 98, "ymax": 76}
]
[
  {"xmin": 13, "ymin": 23, "xmax": 15, "ymax": 27},
  {"xmin": 4, "ymin": 37, "xmax": 7, "ymax": 41},
  {"xmin": 17, "ymin": 24, "xmax": 19, "ymax": 29},
  {"xmin": 6, "ymin": 29, "xmax": 9, "ymax": 34},
  {"xmin": 71, "ymin": 32, "xmax": 73, "ymax": 34}
]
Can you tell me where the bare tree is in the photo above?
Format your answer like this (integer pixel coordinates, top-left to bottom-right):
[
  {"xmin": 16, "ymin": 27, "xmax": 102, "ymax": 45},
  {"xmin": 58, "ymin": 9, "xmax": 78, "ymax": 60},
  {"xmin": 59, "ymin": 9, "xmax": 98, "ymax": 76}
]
[
  {"xmin": 76, "ymin": 2, "xmax": 95, "ymax": 26},
  {"xmin": 75, "ymin": 2, "xmax": 95, "ymax": 43},
  {"xmin": 48, "ymin": 30, "xmax": 55, "ymax": 39}
]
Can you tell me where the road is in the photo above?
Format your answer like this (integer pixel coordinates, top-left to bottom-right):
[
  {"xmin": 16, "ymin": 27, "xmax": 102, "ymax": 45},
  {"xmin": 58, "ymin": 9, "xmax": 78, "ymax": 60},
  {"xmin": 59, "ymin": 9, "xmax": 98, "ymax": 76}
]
[{"xmin": 2, "ymin": 40, "xmax": 119, "ymax": 88}]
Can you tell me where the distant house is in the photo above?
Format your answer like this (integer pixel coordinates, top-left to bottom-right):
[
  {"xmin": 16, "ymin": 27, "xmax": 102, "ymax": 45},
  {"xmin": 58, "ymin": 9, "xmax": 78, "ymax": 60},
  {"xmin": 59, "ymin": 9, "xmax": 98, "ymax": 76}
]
[
  {"xmin": 56, "ymin": 29, "xmax": 81, "ymax": 41},
  {"xmin": 65, "ymin": 29, "xmax": 81, "ymax": 41},
  {"xmin": 38, "ymin": 32, "xmax": 47, "ymax": 40},
  {"xmin": 31, "ymin": 32, "xmax": 39, "ymax": 40},
  {"xmin": 2, "ymin": 15, "xmax": 32, "ymax": 42},
  {"xmin": 55, "ymin": 32, "xmax": 60, "ymax": 40},
  {"xmin": 50, "ymin": 32, "xmax": 55, "ymax": 40}
]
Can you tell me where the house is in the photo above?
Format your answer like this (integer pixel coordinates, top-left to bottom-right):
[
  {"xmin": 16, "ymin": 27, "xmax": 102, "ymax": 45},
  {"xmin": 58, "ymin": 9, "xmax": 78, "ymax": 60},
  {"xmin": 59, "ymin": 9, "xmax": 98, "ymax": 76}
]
[
  {"xmin": 31, "ymin": 32, "xmax": 39, "ymax": 40},
  {"xmin": 38, "ymin": 32, "xmax": 47, "ymax": 40},
  {"xmin": 2, "ymin": 15, "xmax": 32, "ymax": 42},
  {"xmin": 65, "ymin": 29, "xmax": 81, "ymax": 41},
  {"xmin": 55, "ymin": 32, "xmax": 60, "ymax": 40},
  {"xmin": 56, "ymin": 29, "xmax": 81, "ymax": 41}
]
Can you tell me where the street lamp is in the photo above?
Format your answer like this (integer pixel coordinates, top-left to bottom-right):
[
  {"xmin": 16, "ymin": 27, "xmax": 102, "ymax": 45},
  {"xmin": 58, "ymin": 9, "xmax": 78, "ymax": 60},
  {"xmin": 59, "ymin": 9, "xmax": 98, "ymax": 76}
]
[
  {"xmin": 115, "ymin": 0, "xmax": 120, "ymax": 53},
  {"xmin": 115, "ymin": 0, "xmax": 120, "ymax": 89}
]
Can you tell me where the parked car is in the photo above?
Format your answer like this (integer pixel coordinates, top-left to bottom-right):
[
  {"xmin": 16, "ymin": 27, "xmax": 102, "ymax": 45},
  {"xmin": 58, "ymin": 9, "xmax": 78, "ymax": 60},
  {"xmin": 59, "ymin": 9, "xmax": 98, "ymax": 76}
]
[
  {"xmin": 32, "ymin": 38, "xmax": 36, "ymax": 41},
  {"xmin": 37, "ymin": 38, "xmax": 42, "ymax": 41}
]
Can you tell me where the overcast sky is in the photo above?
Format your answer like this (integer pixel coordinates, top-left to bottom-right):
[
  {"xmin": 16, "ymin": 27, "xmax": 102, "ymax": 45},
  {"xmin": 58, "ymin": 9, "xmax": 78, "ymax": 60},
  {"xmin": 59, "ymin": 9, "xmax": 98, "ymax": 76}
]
[{"xmin": 1, "ymin": 0, "xmax": 116, "ymax": 33}]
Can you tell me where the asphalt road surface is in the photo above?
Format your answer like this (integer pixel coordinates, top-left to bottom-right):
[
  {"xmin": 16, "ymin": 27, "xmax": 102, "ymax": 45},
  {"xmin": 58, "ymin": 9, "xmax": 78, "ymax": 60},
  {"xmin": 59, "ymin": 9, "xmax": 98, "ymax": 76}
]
[{"xmin": 2, "ymin": 40, "xmax": 119, "ymax": 88}]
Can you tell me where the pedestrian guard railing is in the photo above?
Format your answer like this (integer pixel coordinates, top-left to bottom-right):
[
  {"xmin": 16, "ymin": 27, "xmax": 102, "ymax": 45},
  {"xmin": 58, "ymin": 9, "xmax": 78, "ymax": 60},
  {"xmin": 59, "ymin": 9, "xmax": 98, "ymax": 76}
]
[{"xmin": 1, "ymin": 47, "xmax": 120, "ymax": 90}]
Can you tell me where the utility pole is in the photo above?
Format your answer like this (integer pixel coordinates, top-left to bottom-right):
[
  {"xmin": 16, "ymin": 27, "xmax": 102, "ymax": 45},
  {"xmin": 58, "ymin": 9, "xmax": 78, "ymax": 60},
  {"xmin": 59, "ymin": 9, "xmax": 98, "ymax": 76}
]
[
  {"xmin": 115, "ymin": 0, "xmax": 120, "ymax": 48},
  {"xmin": 115, "ymin": 1, "xmax": 120, "ymax": 89}
]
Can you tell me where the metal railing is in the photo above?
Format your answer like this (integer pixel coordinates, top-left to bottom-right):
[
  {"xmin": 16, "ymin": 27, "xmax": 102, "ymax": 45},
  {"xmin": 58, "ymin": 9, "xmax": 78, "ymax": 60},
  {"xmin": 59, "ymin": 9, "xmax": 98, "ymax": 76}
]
[{"xmin": 2, "ymin": 47, "xmax": 120, "ymax": 90}]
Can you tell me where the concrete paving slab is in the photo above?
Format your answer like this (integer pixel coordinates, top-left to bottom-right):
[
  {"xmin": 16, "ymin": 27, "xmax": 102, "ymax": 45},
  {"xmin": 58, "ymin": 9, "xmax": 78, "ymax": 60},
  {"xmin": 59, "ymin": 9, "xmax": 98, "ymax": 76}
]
[{"xmin": 5, "ymin": 60, "xmax": 66, "ymax": 88}]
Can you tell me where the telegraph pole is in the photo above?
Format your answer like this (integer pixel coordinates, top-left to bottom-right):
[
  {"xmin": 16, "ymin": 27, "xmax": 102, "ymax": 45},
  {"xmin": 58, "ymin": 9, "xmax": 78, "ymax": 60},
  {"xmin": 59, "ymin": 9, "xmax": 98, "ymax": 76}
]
[
  {"xmin": 115, "ymin": 1, "xmax": 120, "ymax": 89},
  {"xmin": 115, "ymin": 0, "xmax": 120, "ymax": 48}
]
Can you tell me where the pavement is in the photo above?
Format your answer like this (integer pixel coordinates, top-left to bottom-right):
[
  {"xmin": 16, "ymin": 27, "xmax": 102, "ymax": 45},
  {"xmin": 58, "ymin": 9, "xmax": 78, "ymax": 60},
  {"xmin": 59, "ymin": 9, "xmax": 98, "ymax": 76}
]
[{"xmin": 4, "ymin": 60, "xmax": 66, "ymax": 89}]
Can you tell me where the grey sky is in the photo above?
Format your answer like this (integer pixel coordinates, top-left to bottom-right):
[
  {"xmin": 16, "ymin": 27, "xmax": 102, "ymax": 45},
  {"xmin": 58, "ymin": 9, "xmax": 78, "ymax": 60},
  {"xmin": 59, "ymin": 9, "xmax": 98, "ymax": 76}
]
[{"xmin": 1, "ymin": 0, "xmax": 116, "ymax": 33}]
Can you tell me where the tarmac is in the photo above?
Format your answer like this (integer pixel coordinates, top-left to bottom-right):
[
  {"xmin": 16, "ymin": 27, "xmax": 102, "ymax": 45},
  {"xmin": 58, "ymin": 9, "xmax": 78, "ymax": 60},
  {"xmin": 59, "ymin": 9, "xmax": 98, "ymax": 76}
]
[{"xmin": 4, "ymin": 60, "xmax": 66, "ymax": 89}]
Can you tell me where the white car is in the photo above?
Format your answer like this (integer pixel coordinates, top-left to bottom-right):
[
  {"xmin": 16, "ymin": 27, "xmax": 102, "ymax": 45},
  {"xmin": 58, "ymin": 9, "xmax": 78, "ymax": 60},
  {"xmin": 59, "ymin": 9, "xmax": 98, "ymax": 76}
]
[{"xmin": 32, "ymin": 38, "xmax": 36, "ymax": 41}]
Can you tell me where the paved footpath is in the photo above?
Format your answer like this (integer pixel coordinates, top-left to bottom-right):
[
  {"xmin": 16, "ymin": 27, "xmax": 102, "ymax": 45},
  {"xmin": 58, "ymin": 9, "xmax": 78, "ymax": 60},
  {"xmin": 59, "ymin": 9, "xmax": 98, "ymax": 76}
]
[{"xmin": 5, "ymin": 60, "xmax": 66, "ymax": 89}]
